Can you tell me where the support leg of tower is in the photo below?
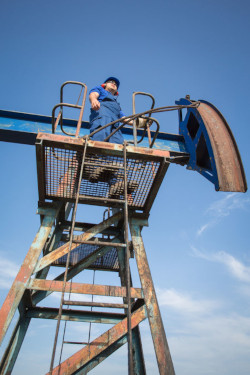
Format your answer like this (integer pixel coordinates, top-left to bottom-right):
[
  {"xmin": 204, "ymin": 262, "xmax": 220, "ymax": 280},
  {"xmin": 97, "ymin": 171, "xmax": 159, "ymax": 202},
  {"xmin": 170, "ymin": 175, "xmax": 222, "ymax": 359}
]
[{"xmin": 130, "ymin": 217, "xmax": 175, "ymax": 375}]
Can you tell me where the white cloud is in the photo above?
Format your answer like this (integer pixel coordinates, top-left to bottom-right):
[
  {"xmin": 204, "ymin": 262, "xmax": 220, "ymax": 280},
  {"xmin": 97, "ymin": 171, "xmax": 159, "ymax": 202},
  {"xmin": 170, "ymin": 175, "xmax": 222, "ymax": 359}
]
[
  {"xmin": 169, "ymin": 313, "xmax": 250, "ymax": 375},
  {"xmin": 196, "ymin": 194, "xmax": 250, "ymax": 236},
  {"xmin": 206, "ymin": 193, "xmax": 249, "ymax": 217},
  {"xmin": 0, "ymin": 255, "xmax": 19, "ymax": 289},
  {"xmin": 157, "ymin": 288, "xmax": 219, "ymax": 315},
  {"xmin": 191, "ymin": 247, "xmax": 250, "ymax": 283},
  {"xmin": 196, "ymin": 222, "xmax": 212, "ymax": 236}
]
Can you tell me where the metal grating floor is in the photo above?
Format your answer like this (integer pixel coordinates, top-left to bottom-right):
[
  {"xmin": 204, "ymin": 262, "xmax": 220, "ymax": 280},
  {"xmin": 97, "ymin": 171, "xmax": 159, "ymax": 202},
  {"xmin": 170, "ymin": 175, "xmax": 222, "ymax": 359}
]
[
  {"xmin": 53, "ymin": 241, "xmax": 119, "ymax": 271},
  {"xmin": 44, "ymin": 146, "xmax": 160, "ymax": 208}
]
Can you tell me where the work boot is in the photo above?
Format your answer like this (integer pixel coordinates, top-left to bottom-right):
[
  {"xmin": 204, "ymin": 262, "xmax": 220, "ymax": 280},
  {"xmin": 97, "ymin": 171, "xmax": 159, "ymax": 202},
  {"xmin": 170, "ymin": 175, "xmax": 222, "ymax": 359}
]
[
  {"xmin": 109, "ymin": 180, "xmax": 139, "ymax": 199},
  {"xmin": 83, "ymin": 165, "xmax": 115, "ymax": 183}
]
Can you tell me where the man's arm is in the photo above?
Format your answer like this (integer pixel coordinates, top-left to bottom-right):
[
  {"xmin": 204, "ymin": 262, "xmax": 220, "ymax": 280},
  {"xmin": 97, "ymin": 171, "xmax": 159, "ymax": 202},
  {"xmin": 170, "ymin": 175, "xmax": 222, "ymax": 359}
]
[
  {"xmin": 89, "ymin": 92, "xmax": 100, "ymax": 111},
  {"xmin": 120, "ymin": 116, "xmax": 133, "ymax": 126}
]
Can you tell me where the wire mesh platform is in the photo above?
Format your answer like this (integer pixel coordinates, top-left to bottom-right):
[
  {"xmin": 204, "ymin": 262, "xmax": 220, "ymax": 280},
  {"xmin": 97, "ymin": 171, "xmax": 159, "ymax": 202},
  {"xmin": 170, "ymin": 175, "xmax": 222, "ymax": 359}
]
[
  {"xmin": 53, "ymin": 241, "xmax": 119, "ymax": 271},
  {"xmin": 36, "ymin": 133, "xmax": 170, "ymax": 213}
]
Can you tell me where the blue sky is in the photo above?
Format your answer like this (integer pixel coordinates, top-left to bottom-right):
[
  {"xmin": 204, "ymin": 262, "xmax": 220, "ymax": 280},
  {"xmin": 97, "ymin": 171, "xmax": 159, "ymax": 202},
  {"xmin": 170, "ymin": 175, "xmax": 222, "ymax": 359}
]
[{"xmin": 0, "ymin": 0, "xmax": 250, "ymax": 374}]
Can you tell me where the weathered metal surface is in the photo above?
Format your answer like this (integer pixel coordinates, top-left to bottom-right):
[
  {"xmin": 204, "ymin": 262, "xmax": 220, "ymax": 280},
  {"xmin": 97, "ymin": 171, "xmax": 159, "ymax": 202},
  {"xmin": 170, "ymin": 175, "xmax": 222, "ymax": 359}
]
[
  {"xmin": 26, "ymin": 307, "xmax": 124, "ymax": 324},
  {"xmin": 0, "ymin": 317, "xmax": 31, "ymax": 375},
  {"xmin": 0, "ymin": 109, "xmax": 186, "ymax": 152},
  {"xmin": 144, "ymin": 157, "xmax": 170, "ymax": 214},
  {"xmin": 28, "ymin": 279, "xmax": 143, "ymax": 299},
  {"xmin": 32, "ymin": 237, "xmax": 123, "ymax": 305},
  {"xmin": 34, "ymin": 211, "xmax": 123, "ymax": 273},
  {"xmin": 45, "ymin": 304, "xmax": 147, "ymax": 375},
  {"xmin": 177, "ymin": 98, "xmax": 247, "ymax": 192},
  {"xmin": 36, "ymin": 132, "xmax": 171, "ymax": 160},
  {"xmin": 0, "ymin": 205, "xmax": 61, "ymax": 345},
  {"xmin": 130, "ymin": 219, "xmax": 175, "ymax": 375},
  {"xmin": 117, "ymin": 247, "xmax": 147, "ymax": 375},
  {"xmin": 60, "ymin": 220, "xmax": 121, "ymax": 236},
  {"xmin": 73, "ymin": 336, "xmax": 128, "ymax": 375},
  {"xmin": 63, "ymin": 301, "xmax": 128, "ymax": 309}
]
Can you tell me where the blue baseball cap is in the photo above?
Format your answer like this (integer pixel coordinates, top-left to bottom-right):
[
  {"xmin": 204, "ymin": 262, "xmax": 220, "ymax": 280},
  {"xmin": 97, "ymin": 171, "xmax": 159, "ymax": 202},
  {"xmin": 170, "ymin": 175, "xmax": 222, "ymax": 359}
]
[{"xmin": 104, "ymin": 77, "xmax": 120, "ymax": 89}]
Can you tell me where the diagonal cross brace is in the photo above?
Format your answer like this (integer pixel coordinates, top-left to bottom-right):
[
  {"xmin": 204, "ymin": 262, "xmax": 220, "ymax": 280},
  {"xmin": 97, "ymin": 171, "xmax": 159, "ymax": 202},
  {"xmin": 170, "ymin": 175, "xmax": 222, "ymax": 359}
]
[
  {"xmin": 45, "ymin": 304, "xmax": 147, "ymax": 375},
  {"xmin": 33, "ymin": 211, "xmax": 123, "ymax": 273}
]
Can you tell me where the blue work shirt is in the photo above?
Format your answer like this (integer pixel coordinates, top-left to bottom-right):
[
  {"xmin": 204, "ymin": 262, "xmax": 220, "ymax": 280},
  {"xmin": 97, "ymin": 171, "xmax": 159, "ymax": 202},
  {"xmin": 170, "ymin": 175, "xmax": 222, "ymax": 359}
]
[
  {"xmin": 89, "ymin": 85, "xmax": 125, "ymax": 144},
  {"xmin": 89, "ymin": 86, "xmax": 125, "ymax": 119}
]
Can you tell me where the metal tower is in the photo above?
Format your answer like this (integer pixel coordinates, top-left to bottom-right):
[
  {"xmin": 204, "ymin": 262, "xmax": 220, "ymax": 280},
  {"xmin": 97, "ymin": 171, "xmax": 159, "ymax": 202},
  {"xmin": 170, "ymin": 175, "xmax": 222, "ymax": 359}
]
[{"xmin": 0, "ymin": 82, "xmax": 247, "ymax": 374}]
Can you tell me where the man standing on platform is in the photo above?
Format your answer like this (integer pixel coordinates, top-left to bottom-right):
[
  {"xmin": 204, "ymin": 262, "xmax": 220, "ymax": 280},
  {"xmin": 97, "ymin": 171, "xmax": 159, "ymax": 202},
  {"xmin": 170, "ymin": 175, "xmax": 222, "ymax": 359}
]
[{"xmin": 89, "ymin": 77, "xmax": 131, "ymax": 144}]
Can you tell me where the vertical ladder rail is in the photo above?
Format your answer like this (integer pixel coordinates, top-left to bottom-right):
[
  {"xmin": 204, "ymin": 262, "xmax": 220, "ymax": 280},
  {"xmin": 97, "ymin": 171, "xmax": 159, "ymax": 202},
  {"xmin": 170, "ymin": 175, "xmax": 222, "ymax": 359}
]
[
  {"xmin": 49, "ymin": 139, "xmax": 88, "ymax": 374},
  {"xmin": 123, "ymin": 141, "xmax": 133, "ymax": 375}
]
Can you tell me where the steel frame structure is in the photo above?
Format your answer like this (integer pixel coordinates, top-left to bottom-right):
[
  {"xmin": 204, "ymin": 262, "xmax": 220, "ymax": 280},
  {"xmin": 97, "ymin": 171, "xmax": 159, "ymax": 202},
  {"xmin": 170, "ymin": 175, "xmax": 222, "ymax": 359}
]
[
  {"xmin": 0, "ymin": 83, "xmax": 247, "ymax": 374},
  {"xmin": 0, "ymin": 135, "xmax": 175, "ymax": 374}
]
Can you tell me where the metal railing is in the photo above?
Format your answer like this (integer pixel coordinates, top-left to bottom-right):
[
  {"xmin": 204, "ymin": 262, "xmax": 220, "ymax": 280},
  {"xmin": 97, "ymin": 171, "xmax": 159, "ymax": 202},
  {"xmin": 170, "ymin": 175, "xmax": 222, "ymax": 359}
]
[{"xmin": 52, "ymin": 81, "xmax": 87, "ymax": 137}]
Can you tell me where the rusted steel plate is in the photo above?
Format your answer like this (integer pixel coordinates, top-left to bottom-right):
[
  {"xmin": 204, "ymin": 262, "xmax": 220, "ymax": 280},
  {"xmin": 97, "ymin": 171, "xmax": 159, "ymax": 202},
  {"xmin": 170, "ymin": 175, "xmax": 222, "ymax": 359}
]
[
  {"xmin": 28, "ymin": 279, "xmax": 143, "ymax": 299},
  {"xmin": 130, "ymin": 219, "xmax": 175, "ymax": 375},
  {"xmin": 36, "ymin": 132, "xmax": 171, "ymax": 161},
  {"xmin": 0, "ymin": 206, "xmax": 61, "ymax": 345},
  {"xmin": 197, "ymin": 101, "xmax": 247, "ymax": 192},
  {"xmin": 45, "ymin": 304, "xmax": 147, "ymax": 375},
  {"xmin": 34, "ymin": 211, "xmax": 123, "ymax": 273}
]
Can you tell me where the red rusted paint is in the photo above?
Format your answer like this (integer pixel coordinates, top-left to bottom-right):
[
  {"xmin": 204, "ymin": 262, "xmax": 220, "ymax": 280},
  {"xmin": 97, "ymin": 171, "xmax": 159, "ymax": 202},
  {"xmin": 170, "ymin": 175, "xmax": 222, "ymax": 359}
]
[
  {"xmin": 36, "ymin": 133, "xmax": 170, "ymax": 160},
  {"xmin": 34, "ymin": 211, "xmax": 123, "ymax": 273},
  {"xmin": 28, "ymin": 279, "xmax": 143, "ymax": 299},
  {"xmin": 45, "ymin": 305, "xmax": 147, "ymax": 375},
  {"xmin": 130, "ymin": 220, "xmax": 175, "ymax": 375},
  {"xmin": 0, "ymin": 210, "xmax": 59, "ymax": 345},
  {"xmin": 197, "ymin": 102, "xmax": 247, "ymax": 192}
]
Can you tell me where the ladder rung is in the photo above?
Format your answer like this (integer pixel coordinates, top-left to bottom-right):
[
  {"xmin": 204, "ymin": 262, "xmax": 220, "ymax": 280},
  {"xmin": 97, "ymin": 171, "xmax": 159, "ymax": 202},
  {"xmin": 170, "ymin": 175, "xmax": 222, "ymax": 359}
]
[
  {"xmin": 72, "ymin": 239, "xmax": 126, "ymax": 247},
  {"xmin": 83, "ymin": 161, "xmax": 124, "ymax": 170},
  {"xmin": 79, "ymin": 195, "xmax": 125, "ymax": 204},
  {"xmin": 63, "ymin": 341, "xmax": 105, "ymax": 346},
  {"xmin": 63, "ymin": 300, "xmax": 128, "ymax": 309}
]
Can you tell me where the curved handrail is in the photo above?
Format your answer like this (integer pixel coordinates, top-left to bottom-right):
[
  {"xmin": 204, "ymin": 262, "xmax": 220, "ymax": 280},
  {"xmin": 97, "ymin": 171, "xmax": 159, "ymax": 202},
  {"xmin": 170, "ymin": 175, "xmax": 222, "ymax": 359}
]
[
  {"xmin": 52, "ymin": 81, "xmax": 87, "ymax": 137},
  {"xmin": 132, "ymin": 92, "xmax": 155, "ymax": 146}
]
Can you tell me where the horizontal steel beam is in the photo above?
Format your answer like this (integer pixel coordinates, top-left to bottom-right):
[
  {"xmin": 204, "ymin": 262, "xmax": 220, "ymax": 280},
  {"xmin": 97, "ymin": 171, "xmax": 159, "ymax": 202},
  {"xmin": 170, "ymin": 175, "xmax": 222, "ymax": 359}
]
[
  {"xmin": 26, "ymin": 307, "xmax": 124, "ymax": 324},
  {"xmin": 0, "ymin": 109, "xmax": 186, "ymax": 153},
  {"xmin": 28, "ymin": 279, "xmax": 143, "ymax": 299}
]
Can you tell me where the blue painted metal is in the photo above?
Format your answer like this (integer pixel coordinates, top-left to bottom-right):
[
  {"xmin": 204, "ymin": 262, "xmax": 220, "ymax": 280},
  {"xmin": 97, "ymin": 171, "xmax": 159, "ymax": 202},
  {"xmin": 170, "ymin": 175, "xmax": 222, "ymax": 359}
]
[
  {"xmin": 176, "ymin": 98, "xmax": 247, "ymax": 192},
  {"xmin": 0, "ymin": 317, "xmax": 31, "ymax": 375},
  {"xmin": 0, "ymin": 203, "xmax": 62, "ymax": 346},
  {"xmin": 0, "ymin": 109, "xmax": 186, "ymax": 152},
  {"xmin": 176, "ymin": 97, "xmax": 218, "ymax": 186}
]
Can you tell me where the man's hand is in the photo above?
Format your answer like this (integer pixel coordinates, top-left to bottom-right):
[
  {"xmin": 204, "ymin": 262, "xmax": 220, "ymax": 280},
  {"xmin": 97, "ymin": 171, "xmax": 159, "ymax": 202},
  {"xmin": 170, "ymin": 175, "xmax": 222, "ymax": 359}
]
[
  {"xmin": 91, "ymin": 99, "xmax": 100, "ymax": 110},
  {"xmin": 89, "ymin": 92, "xmax": 100, "ymax": 111}
]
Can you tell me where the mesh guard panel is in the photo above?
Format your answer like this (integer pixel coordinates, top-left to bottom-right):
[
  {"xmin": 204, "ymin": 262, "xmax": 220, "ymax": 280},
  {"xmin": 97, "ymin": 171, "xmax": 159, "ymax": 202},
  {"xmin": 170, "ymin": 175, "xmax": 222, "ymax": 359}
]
[
  {"xmin": 53, "ymin": 241, "xmax": 119, "ymax": 271},
  {"xmin": 44, "ymin": 146, "xmax": 160, "ymax": 209}
]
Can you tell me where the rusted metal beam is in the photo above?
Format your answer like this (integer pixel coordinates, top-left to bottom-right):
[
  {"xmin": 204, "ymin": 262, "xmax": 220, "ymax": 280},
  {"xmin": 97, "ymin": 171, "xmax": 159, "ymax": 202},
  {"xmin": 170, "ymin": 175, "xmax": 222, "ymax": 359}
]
[
  {"xmin": 144, "ymin": 158, "xmax": 169, "ymax": 214},
  {"xmin": 36, "ymin": 133, "xmax": 171, "ymax": 161},
  {"xmin": 26, "ymin": 307, "xmax": 124, "ymax": 324},
  {"xmin": 28, "ymin": 279, "xmax": 143, "ymax": 299},
  {"xmin": 32, "ymin": 237, "xmax": 123, "ymax": 305},
  {"xmin": 45, "ymin": 304, "xmax": 147, "ymax": 375},
  {"xmin": 63, "ymin": 301, "xmax": 128, "ymax": 309},
  {"xmin": 60, "ymin": 220, "xmax": 121, "ymax": 236},
  {"xmin": 0, "ymin": 204, "xmax": 61, "ymax": 345},
  {"xmin": 33, "ymin": 211, "xmax": 123, "ymax": 273},
  {"xmin": 0, "ymin": 317, "xmax": 31, "ymax": 375},
  {"xmin": 130, "ymin": 218, "xmax": 175, "ymax": 375},
  {"xmin": 116, "ymin": 246, "xmax": 146, "ymax": 374},
  {"xmin": 73, "ymin": 336, "xmax": 128, "ymax": 374}
]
